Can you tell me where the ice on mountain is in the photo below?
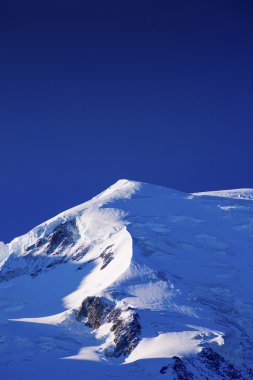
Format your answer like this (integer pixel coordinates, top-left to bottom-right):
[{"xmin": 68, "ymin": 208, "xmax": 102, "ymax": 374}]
[{"xmin": 0, "ymin": 179, "xmax": 253, "ymax": 379}]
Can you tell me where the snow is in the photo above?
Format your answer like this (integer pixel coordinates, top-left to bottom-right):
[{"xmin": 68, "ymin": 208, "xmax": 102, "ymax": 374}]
[
  {"xmin": 193, "ymin": 188, "xmax": 253, "ymax": 200},
  {"xmin": 122, "ymin": 280, "xmax": 175, "ymax": 310},
  {"xmin": 126, "ymin": 331, "xmax": 201, "ymax": 363},
  {"xmin": 126, "ymin": 327, "xmax": 224, "ymax": 364},
  {"xmin": 64, "ymin": 226, "xmax": 133, "ymax": 309},
  {"xmin": 64, "ymin": 346, "xmax": 101, "ymax": 362},
  {"xmin": 0, "ymin": 241, "xmax": 9, "ymax": 268},
  {"xmin": 0, "ymin": 179, "xmax": 253, "ymax": 378},
  {"xmin": 10, "ymin": 311, "xmax": 68, "ymax": 326}
]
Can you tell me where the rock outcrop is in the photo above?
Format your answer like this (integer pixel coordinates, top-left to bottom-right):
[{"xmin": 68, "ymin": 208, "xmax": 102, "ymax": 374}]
[
  {"xmin": 0, "ymin": 219, "xmax": 83, "ymax": 281},
  {"xmin": 159, "ymin": 348, "xmax": 249, "ymax": 379},
  {"xmin": 76, "ymin": 296, "xmax": 141, "ymax": 357}
]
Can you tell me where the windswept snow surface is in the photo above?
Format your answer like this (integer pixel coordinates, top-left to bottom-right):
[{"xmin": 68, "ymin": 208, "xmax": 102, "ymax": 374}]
[
  {"xmin": 193, "ymin": 188, "xmax": 253, "ymax": 200},
  {"xmin": 0, "ymin": 179, "xmax": 253, "ymax": 379}
]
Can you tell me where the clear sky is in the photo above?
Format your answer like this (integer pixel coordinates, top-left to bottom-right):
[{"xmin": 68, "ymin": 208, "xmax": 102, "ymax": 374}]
[{"xmin": 1, "ymin": 1, "xmax": 253, "ymax": 242}]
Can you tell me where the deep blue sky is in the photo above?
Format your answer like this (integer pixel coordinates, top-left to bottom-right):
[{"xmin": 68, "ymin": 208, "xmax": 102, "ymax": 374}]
[{"xmin": 1, "ymin": 1, "xmax": 253, "ymax": 242}]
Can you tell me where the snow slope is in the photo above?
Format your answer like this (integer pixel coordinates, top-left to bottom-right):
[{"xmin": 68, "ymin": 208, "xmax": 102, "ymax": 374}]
[
  {"xmin": 193, "ymin": 188, "xmax": 253, "ymax": 200},
  {"xmin": 0, "ymin": 179, "xmax": 253, "ymax": 379}
]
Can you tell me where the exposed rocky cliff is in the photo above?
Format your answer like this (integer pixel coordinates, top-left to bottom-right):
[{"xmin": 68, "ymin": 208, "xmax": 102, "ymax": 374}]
[{"xmin": 77, "ymin": 296, "xmax": 141, "ymax": 357}]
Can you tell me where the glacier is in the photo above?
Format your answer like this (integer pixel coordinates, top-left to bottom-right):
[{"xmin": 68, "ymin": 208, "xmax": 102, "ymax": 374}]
[{"xmin": 0, "ymin": 179, "xmax": 253, "ymax": 379}]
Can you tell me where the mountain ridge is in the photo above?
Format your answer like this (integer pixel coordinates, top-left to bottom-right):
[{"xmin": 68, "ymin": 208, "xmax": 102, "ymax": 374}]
[{"xmin": 0, "ymin": 180, "xmax": 253, "ymax": 379}]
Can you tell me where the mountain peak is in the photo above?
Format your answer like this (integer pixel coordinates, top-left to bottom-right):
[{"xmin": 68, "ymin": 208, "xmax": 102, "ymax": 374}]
[{"xmin": 1, "ymin": 181, "xmax": 253, "ymax": 379}]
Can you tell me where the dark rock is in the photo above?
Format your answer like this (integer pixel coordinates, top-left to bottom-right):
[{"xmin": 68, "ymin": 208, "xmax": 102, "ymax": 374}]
[
  {"xmin": 199, "ymin": 348, "xmax": 242, "ymax": 379},
  {"xmin": 160, "ymin": 366, "xmax": 168, "ymax": 374},
  {"xmin": 160, "ymin": 348, "xmax": 245, "ymax": 379},
  {"xmin": 46, "ymin": 219, "xmax": 78, "ymax": 255},
  {"xmin": 77, "ymin": 296, "xmax": 141, "ymax": 357},
  {"xmin": 100, "ymin": 245, "xmax": 114, "ymax": 270},
  {"xmin": 0, "ymin": 219, "xmax": 80, "ymax": 282},
  {"xmin": 24, "ymin": 219, "xmax": 78, "ymax": 258},
  {"xmin": 111, "ymin": 311, "xmax": 141, "ymax": 357},
  {"xmin": 77, "ymin": 296, "xmax": 114, "ymax": 329},
  {"xmin": 26, "ymin": 237, "xmax": 45, "ymax": 253},
  {"xmin": 172, "ymin": 356, "xmax": 194, "ymax": 380},
  {"xmin": 72, "ymin": 245, "xmax": 89, "ymax": 261},
  {"xmin": 31, "ymin": 268, "xmax": 42, "ymax": 278}
]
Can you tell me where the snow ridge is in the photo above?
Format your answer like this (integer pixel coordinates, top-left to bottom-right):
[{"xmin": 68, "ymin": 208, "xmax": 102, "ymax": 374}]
[{"xmin": 0, "ymin": 179, "xmax": 253, "ymax": 379}]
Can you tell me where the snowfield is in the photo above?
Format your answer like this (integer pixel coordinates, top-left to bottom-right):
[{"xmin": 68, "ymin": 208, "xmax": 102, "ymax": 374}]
[{"xmin": 0, "ymin": 179, "xmax": 253, "ymax": 379}]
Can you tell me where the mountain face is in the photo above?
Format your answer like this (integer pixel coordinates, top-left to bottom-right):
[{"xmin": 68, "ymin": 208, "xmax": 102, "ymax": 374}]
[{"xmin": 0, "ymin": 179, "xmax": 253, "ymax": 380}]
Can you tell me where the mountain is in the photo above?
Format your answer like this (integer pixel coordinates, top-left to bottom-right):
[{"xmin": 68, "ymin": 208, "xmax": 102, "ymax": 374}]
[{"xmin": 0, "ymin": 179, "xmax": 253, "ymax": 379}]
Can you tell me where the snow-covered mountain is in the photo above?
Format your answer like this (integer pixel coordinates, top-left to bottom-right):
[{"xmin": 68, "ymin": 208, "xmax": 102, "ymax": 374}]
[{"xmin": 0, "ymin": 179, "xmax": 253, "ymax": 379}]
